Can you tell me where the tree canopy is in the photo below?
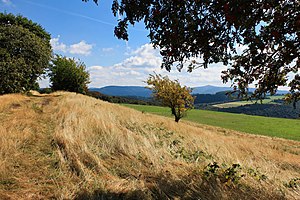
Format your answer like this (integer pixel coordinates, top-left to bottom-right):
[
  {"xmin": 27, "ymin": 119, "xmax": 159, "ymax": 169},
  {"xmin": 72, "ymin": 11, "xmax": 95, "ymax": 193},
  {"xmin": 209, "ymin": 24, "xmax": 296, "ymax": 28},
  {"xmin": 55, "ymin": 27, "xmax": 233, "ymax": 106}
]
[
  {"xmin": 0, "ymin": 13, "xmax": 52, "ymax": 94},
  {"xmin": 49, "ymin": 55, "xmax": 90, "ymax": 94},
  {"xmin": 84, "ymin": 0, "xmax": 299, "ymax": 103},
  {"xmin": 147, "ymin": 74, "xmax": 194, "ymax": 122}
]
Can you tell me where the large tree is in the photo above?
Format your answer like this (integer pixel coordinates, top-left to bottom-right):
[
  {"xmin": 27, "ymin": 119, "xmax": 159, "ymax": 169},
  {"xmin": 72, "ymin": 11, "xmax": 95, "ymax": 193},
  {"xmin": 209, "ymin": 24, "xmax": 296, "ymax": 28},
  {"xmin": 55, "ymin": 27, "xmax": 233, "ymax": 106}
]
[
  {"xmin": 83, "ymin": 0, "xmax": 299, "ymax": 103},
  {"xmin": 49, "ymin": 55, "xmax": 90, "ymax": 94},
  {"xmin": 0, "ymin": 13, "xmax": 52, "ymax": 94},
  {"xmin": 147, "ymin": 74, "xmax": 194, "ymax": 122}
]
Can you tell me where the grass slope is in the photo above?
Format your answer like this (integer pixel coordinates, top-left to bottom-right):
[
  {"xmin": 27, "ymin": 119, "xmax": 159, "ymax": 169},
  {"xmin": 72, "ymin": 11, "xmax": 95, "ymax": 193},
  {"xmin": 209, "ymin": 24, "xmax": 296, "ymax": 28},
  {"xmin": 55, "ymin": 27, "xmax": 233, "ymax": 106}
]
[
  {"xmin": 1, "ymin": 92, "xmax": 300, "ymax": 199},
  {"xmin": 123, "ymin": 104, "xmax": 300, "ymax": 141}
]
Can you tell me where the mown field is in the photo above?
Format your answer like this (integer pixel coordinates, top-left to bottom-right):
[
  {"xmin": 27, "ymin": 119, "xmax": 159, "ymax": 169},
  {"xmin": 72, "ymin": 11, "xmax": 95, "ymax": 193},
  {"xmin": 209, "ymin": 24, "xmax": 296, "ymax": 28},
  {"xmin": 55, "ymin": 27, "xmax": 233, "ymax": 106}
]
[
  {"xmin": 123, "ymin": 104, "xmax": 300, "ymax": 141},
  {"xmin": 212, "ymin": 95, "xmax": 284, "ymax": 108}
]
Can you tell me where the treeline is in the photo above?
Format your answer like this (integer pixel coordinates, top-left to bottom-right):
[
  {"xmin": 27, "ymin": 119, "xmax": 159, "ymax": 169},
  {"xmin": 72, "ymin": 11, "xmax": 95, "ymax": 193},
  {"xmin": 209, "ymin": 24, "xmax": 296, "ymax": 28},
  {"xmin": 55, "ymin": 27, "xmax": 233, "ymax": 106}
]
[
  {"xmin": 193, "ymin": 91, "xmax": 240, "ymax": 104},
  {"xmin": 0, "ymin": 13, "xmax": 90, "ymax": 95},
  {"xmin": 87, "ymin": 91, "xmax": 160, "ymax": 105},
  {"xmin": 218, "ymin": 102, "xmax": 300, "ymax": 119}
]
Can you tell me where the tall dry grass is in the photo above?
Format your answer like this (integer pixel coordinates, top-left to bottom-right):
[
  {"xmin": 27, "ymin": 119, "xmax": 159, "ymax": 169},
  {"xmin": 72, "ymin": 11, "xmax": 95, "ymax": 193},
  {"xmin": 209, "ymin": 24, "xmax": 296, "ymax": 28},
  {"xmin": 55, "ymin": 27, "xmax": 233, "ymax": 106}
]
[{"xmin": 0, "ymin": 92, "xmax": 300, "ymax": 199}]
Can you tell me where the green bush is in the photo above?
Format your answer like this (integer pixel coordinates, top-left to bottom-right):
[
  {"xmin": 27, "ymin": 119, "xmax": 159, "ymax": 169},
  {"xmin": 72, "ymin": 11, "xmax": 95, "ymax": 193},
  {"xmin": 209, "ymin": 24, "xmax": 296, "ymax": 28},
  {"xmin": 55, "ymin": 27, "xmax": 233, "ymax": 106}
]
[
  {"xmin": 48, "ymin": 55, "xmax": 90, "ymax": 94},
  {"xmin": 0, "ymin": 13, "xmax": 51, "ymax": 94}
]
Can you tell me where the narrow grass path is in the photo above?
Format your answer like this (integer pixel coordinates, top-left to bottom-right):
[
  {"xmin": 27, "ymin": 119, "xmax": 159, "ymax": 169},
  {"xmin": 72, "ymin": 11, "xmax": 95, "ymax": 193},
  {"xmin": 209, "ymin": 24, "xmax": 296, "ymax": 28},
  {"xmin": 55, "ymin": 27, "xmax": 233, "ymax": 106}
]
[
  {"xmin": 0, "ymin": 95, "xmax": 61, "ymax": 199},
  {"xmin": 122, "ymin": 104, "xmax": 300, "ymax": 141}
]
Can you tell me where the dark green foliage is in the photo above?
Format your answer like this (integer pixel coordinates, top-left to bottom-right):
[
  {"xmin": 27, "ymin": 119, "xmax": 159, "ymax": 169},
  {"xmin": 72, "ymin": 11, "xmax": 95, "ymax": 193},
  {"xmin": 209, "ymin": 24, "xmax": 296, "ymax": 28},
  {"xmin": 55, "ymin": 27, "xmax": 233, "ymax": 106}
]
[
  {"xmin": 218, "ymin": 102, "xmax": 300, "ymax": 119},
  {"xmin": 285, "ymin": 74, "xmax": 300, "ymax": 109},
  {"xmin": 223, "ymin": 164, "xmax": 244, "ymax": 184},
  {"xmin": 39, "ymin": 88, "xmax": 53, "ymax": 94},
  {"xmin": 247, "ymin": 168, "xmax": 267, "ymax": 181},
  {"xmin": 86, "ymin": 0, "xmax": 299, "ymax": 103},
  {"xmin": 194, "ymin": 91, "xmax": 241, "ymax": 104},
  {"xmin": 49, "ymin": 55, "xmax": 90, "ymax": 94},
  {"xmin": 203, "ymin": 162, "xmax": 220, "ymax": 178},
  {"xmin": 0, "ymin": 13, "xmax": 52, "ymax": 94},
  {"xmin": 204, "ymin": 162, "xmax": 245, "ymax": 185},
  {"xmin": 87, "ymin": 91, "xmax": 159, "ymax": 105},
  {"xmin": 284, "ymin": 178, "xmax": 300, "ymax": 189}
]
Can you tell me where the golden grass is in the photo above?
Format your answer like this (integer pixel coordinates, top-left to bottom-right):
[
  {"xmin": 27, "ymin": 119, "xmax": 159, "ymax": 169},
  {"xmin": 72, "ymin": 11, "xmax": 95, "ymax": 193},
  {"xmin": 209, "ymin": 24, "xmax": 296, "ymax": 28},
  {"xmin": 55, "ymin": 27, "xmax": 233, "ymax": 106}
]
[{"xmin": 0, "ymin": 92, "xmax": 300, "ymax": 199}]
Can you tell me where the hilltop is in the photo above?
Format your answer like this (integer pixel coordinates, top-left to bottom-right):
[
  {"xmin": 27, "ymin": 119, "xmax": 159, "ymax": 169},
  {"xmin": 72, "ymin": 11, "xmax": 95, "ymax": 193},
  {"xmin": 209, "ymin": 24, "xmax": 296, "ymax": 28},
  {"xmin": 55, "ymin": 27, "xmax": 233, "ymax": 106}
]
[{"xmin": 0, "ymin": 92, "xmax": 299, "ymax": 199}]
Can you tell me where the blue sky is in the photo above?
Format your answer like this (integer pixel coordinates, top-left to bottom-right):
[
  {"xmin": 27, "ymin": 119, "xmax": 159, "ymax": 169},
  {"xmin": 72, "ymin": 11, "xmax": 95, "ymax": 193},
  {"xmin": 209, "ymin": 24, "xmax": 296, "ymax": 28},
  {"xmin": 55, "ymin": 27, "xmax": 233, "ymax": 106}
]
[{"xmin": 0, "ymin": 0, "xmax": 244, "ymax": 88}]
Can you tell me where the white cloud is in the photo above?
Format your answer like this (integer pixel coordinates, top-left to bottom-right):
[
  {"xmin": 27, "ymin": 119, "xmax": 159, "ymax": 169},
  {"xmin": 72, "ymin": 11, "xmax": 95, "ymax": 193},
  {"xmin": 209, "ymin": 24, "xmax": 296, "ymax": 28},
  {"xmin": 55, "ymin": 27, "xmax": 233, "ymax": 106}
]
[
  {"xmin": 50, "ymin": 36, "xmax": 67, "ymax": 52},
  {"xmin": 89, "ymin": 66, "xmax": 103, "ymax": 70},
  {"xmin": 70, "ymin": 41, "xmax": 93, "ymax": 55},
  {"xmin": 88, "ymin": 43, "xmax": 231, "ymax": 88},
  {"xmin": 115, "ymin": 43, "xmax": 161, "ymax": 69},
  {"xmin": 50, "ymin": 36, "xmax": 93, "ymax": 56},
  {"xmin": 40, "ymin": 43, "xmax": 233, "ymax": 88}
]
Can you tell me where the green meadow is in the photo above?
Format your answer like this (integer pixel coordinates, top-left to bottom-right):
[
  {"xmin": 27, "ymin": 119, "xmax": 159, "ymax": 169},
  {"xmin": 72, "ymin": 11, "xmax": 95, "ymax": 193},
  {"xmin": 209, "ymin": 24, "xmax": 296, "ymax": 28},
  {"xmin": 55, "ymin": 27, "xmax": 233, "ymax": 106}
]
[{"xmin": 123, "ymin": 104, "xmax": 300, "ymax": 141}]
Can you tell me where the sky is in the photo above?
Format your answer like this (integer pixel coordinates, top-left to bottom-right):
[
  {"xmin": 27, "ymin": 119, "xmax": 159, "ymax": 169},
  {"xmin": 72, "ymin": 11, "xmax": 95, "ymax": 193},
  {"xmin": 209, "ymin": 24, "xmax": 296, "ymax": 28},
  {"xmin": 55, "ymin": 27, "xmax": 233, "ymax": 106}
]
[{"xmin": 0, "ymin": 0, "xmax": 271, "ymax": 89}]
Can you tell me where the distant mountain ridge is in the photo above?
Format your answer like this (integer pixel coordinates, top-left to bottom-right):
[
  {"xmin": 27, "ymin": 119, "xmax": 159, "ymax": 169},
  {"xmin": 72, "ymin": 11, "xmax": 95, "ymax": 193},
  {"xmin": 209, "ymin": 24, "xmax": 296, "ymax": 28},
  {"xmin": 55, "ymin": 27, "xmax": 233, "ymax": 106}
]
[
  {"xmin": 192, "ymin": 85, "xmax": 234, "ymax": 94},
  {"xmin": 89, "ymin": 85, "xmax": 288, "ymax": 97},
  {"xmin": 89, "ymin": 86, "xmax": 152, "ymax": 97}
]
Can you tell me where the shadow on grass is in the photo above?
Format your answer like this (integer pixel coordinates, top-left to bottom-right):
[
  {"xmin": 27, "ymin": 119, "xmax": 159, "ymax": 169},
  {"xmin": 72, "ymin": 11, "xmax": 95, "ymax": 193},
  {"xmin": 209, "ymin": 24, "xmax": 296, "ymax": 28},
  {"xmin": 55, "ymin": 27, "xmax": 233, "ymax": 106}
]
[{"xmin": 74, "ymin": 173, "xmax": 286, "ymax": 200}]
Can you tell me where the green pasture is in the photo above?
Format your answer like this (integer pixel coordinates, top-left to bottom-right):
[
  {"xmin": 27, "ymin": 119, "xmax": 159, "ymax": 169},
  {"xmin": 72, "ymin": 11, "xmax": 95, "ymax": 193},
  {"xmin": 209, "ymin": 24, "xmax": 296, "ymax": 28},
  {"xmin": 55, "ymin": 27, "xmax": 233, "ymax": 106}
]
[{"xmin": 123, "ymin": 104, "xmax": 300, "ymax": 141}]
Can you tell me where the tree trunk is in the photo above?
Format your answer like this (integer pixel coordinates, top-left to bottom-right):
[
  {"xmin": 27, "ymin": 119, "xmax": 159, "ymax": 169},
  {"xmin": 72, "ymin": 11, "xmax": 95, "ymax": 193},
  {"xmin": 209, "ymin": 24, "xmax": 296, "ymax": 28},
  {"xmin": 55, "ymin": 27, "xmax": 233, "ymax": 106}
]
[
  {"xmin": 174, "ymin": 115, "xmax": 180, "ymax": 123},
  {"xmin": 171, "ymin": 107, "xmax": 180, "ymax": 122}
]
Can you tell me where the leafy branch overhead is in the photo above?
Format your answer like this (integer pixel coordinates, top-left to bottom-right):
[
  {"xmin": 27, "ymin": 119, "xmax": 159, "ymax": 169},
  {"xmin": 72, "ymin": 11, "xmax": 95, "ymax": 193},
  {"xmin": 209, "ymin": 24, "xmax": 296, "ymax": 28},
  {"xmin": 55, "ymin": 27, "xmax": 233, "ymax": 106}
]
[{"xmin": 84, "ymin": 0, "xmax": 299, "ymax": 102}]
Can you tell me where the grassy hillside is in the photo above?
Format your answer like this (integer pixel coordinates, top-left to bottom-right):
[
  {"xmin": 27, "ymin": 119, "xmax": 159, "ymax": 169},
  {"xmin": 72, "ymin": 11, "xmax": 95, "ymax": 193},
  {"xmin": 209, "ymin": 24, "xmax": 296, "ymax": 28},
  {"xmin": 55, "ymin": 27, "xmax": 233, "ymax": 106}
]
[
  {"xmin": 1, "ymin": 92, "xmax": 300, "ymax": 199},
  {"xmin": 123, "ymin": 104, "xmax": 300, "ymax": 141}
]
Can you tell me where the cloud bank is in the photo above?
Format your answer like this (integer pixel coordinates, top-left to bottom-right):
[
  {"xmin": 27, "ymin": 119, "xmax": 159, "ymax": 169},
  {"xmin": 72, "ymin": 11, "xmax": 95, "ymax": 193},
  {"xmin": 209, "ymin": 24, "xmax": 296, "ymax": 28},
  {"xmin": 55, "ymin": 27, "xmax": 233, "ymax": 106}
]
[
  {"xmin": 40, "ymin": 42, "xmax": 232, "ymax": 88},
  {"xmin": 50, "ymin": 36, "xmax": 93, "ymax": 56},
  {"xmin": 88, "ymin": 43, "xmax": 230, "ymax": 88}
]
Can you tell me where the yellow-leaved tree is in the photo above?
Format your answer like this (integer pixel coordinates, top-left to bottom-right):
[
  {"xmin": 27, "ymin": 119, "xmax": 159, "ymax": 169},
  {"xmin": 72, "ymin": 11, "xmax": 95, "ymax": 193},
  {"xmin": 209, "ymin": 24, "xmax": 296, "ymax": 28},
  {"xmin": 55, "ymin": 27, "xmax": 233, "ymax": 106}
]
[{"xmin": 147, "ymin": 74, "xmax": 195, "ymax": 122}]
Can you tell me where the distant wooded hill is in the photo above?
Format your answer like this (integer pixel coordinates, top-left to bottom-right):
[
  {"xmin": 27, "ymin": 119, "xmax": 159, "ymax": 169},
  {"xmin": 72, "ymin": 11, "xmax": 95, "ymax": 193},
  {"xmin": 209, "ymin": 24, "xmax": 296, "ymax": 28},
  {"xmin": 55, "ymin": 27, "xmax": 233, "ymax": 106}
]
[
  {"xmin": 89, "ymin": 86, "xmax": 152, "ymax": 97},
  {"xmin": 87, "ymin": 91, "xmax": 160, "ymax": 106},
  {"xmin": 89, "ymin": 85, "xmax": 289, "ymax": 97}
]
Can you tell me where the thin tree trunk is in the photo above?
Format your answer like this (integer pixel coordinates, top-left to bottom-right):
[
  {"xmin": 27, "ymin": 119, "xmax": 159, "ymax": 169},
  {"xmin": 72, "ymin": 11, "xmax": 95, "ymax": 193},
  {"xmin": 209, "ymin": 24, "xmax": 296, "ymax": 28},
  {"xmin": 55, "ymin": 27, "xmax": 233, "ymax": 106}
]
[{"xmin": 174, "ymin": 115, "xmax": 180, "ymax": 122}]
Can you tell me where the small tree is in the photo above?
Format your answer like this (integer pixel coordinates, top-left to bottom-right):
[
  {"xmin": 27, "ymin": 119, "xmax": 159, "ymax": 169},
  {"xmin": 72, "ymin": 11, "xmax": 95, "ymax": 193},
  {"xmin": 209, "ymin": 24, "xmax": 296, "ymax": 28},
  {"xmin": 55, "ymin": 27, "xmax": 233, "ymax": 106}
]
[
  {"xmin": 0, "ymin": 13, "xmax": 52, "ymax": 94},
  {"xmin": 49, "ymin": 55, "xmax": 90, "ymax": 94},
  {"xmin": 147, "ymin": 74, "xmax": 194, "ymax": 122}
]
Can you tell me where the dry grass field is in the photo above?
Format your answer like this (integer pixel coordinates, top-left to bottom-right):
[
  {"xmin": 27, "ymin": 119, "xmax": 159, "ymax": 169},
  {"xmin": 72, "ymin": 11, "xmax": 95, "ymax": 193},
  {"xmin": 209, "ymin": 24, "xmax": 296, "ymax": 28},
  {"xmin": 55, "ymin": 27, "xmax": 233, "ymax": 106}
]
[{"xmin": 0, "ymin": 92, "xmax": 300, "ymax": 199}]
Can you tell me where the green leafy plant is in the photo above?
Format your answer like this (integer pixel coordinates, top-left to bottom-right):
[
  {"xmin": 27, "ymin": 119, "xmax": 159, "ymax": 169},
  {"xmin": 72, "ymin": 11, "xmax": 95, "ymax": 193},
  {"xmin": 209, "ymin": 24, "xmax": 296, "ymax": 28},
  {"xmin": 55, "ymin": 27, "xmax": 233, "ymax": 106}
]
[
  {"xmin": 223, "ymin": 164, "xmax": 244, "ymax": 184},
  {"xmin": 0, "ymin": 13, "xmax": 52, "ymax": 94},
  {"xmin": 48, "ymin": 55, "xmax": 90, "ymax": 94},
  {"xmin": 247, "ymin": 168, "xmax": 268, "ymax": 181},
  {"xmin": 203, "ymin": 162, "xmax": 220, "ymax": 178},
  {"xmin": 284, "ymin": 178, "xmax": 300, "ymax": 189}
]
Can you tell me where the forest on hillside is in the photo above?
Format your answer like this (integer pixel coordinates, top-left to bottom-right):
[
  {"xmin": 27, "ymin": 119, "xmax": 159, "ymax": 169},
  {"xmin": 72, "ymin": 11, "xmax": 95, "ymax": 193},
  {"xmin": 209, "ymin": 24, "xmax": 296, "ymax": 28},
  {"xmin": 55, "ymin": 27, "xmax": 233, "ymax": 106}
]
[
  {"xmin": 218, "ymin": 102, "xmax": 300, "ymax": 119},
  {"xmin": 86, "ymin": 89, "xmax": 300, "ymax": 119}
]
